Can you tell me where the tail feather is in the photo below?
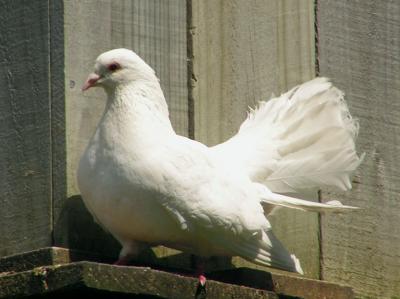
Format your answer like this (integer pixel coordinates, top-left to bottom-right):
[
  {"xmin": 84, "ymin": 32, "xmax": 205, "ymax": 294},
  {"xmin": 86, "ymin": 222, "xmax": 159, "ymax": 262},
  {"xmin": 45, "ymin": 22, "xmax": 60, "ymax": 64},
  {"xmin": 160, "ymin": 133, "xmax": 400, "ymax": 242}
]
[
  {"xmin": 259, "ymin": 187, "xmax": 359, "ymax": 214},
  {"xmin": 256, "ymin": 230, "xmax": 304, "ymax": 274},
  {"xmin": 212, "ymin": 77, "xmax": 363, "ymax": 195},
  {"xmin": 266, "ymin": 148, "xmax": 365, "ymax": 193},
  {"xmin": 207, "ymin": 77, "xmax": 362, "ymax": 275},
  {"xmin": 222, "ymin": 230, "xmax": 304, "ymax": 274}
]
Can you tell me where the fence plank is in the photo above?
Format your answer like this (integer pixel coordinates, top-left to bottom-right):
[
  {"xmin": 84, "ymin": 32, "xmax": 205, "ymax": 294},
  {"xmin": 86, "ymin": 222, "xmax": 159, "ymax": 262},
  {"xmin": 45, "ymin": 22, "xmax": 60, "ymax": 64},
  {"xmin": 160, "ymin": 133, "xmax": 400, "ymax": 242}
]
[
  {"xmin": 54, "ymin": 0, "xmax": 188, "ymax": 259},
  {"xmin": 318, "ymin": 1, "xmax": 400, "ymax": 298},
  {"xmin": 191, "ymin": 0, "xmax": 318, "ymax": 277},
  {"xmin": 0, "ymin": 0, "xmax": 52, "ymax": 256},
  {"xmin": 64, "ymin": 0, "xmax": 187, "ymax": 197}
]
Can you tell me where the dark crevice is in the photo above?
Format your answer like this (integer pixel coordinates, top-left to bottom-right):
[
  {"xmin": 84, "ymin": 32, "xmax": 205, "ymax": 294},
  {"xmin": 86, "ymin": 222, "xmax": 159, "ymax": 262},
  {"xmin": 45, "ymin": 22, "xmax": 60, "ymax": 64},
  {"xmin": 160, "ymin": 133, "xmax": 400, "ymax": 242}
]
[
  {"xmin": 315, "ymin": 0, "xmax": 323, "ymax": 281},
  {"xmin": 314, "ymin": 0, "xmax": 320, "ymax": 76},
  {"xmin": 186, "ymin": 0, "xmax": 195, "ymax": 140},
  {"xmin": 318, "ymin": 189, "xmax": 324, "ymax": 281},
  {"xmin": 48, "ymin": 0, "xmax": 66, "ymax": 247}
]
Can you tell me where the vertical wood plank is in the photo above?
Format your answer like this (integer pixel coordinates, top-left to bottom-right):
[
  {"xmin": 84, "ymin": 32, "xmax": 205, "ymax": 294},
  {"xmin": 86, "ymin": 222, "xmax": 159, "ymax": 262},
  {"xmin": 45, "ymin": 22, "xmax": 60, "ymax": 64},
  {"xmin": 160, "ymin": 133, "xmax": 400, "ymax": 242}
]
[
  {"xmin": 191, "ymin": 0, "xmax": 318, "ymax": 277},
  {"xmin": 54, "ymin": 0, "xmax": 188, "ymax": 259},
  {"xmin": 192, "ymin": 0, "xmax": 315, "ymax": 146},
  {"xmin": 318, "ymin": 1, "xmax": 400, "ymax": 298},
  {"xmin": 0, "ymin": 0, "xmax": 52, "ymax": 256},
  {"xmin": 49, "ymin": 0, "xmax": 67, "ymax": 253},
  {"xmin": 64, "ymin": 0, "xmax": 187, "ymax": 197}
]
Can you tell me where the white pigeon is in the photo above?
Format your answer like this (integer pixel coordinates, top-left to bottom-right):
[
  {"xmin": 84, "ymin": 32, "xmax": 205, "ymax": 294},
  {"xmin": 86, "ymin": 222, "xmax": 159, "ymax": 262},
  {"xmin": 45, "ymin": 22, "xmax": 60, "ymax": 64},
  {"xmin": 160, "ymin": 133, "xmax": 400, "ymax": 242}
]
[{"xmin": 78, "ymin": 48, "xmax": 363, "ymax": 279}]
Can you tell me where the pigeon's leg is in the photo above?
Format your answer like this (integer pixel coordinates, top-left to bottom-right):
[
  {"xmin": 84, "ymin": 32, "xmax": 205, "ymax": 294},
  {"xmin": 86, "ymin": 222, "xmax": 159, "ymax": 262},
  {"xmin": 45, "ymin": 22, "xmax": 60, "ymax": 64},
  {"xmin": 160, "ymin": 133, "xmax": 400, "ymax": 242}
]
[
  {"xmin": 198, "ymin": 274, "xmax": 206, "ymax": 287},
  {"xmin": 196, "ymin": 269, "xmax": 206, "ymax": 286},
  {"xmin": 193, "ymin": 256, "xmax": 207, "ymax": 299},
  {"xmin": 192, "ymin": 255, "xmax": 207, "ymax": 287},
  {"xmin": 114, "ymin": 241, "xmax": 146, "ymax": 266}
]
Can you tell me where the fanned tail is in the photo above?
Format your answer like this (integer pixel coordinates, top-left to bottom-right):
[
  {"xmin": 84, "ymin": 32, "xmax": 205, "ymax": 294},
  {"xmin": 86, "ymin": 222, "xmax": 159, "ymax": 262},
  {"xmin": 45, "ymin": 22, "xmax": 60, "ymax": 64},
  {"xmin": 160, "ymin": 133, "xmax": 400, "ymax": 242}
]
[
  {"xmin": 212, "ymin": 77, "xmax": 364, "ymax": 195},
  {"xmin": 207, "ymin": 77, "xmax": 363, "ymax": 275}
]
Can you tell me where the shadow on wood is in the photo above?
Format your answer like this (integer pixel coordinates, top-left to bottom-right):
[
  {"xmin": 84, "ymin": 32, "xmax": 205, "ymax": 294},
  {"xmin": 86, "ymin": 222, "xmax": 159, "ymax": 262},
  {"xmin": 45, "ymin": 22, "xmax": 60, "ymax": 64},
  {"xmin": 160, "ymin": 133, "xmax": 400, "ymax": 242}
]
[
  {"xmin": 0, "ymin": 248, "xmax": 354, "ymax": 299},
  {"xmin": 54, "ymin": 195, "xmax": 121, "ymax": 259},
  {"xmin": 53, "ymin": 196, "xmax": 235, "ymax": 273}
]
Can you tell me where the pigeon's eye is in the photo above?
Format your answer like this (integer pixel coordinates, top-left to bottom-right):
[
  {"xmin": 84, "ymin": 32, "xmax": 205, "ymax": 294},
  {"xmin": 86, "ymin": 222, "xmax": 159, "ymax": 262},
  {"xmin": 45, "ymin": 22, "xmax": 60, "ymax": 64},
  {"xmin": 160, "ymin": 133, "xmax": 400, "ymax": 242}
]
[{"xmin": 108, "ymin": 63, "xmax": 120, "ymax": 72}]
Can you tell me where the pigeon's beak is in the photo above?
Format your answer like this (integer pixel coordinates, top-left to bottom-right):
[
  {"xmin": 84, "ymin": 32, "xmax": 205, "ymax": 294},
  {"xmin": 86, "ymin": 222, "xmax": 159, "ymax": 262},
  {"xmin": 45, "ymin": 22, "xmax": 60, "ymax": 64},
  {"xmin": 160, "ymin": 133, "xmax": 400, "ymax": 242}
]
[{"xmin": 82, "ymin": 73, "xmax": 101, "ymax": 91}]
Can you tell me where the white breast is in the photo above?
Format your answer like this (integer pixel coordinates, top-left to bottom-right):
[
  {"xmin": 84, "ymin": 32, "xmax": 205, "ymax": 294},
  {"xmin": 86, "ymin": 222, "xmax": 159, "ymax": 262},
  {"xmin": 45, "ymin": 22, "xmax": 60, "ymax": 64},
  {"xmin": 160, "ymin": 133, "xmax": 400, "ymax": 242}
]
[{"xmin": 77, "ymin": 130, "xmax": 187, "ymax": 248}]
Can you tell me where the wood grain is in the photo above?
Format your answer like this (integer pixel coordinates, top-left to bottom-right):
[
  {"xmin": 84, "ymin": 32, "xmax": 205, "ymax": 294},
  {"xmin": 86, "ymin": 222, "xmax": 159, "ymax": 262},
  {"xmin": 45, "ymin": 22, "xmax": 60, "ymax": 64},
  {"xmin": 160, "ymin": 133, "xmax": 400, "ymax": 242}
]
[
  {"xmin": 64, "ymin": 0, "xmax": 188, "ymax": 197},
  {"xmin": 0, "ymin": 247, "xmax": 355, "ymax": 299},
  {"xmin": 191, "ymin": 0, "xmax": 319, "ymax": 278},
  {"xmin": 318, "ymin": 1, "xmax": 400, "ymax": 298},
  {"xmin": 0, "ymin": 0, "xmax": 52, "ymax": 257},
  {"xmin": 54, "ymin": 0, "xmax": 188, "ymax": 259},
  {"xmin": 0, "ymin": 261, "xmax": 280, "ymax": 299},
  {"xmin": 49, "ymin": 0, "xmax": 67, "ymax": 255}
]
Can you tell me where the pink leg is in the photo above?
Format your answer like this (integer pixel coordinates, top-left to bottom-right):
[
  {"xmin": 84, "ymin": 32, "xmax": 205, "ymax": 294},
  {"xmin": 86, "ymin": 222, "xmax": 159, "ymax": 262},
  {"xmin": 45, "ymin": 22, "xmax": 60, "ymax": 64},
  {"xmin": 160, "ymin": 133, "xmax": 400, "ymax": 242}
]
[
  {"xmin": 194, "ymin": 258, "xmax": 207, "ymax": 298},
  {"xmin": 193, "ymin": 257, "xmax": 207, "ymax": 286},
  {"xmin": 198, "ymin": 274, "xmax": 206, "ymax": 286}
]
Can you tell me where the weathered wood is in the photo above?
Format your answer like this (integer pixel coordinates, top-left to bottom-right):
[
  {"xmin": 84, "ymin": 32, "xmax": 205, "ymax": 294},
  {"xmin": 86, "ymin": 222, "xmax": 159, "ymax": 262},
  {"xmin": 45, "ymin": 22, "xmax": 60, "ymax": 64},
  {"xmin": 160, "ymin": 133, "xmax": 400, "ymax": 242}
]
[
  {"xmin": 191, "ymin": 0, "xmax": 319, "ymax": 278},
  {"xmin": 0, "ymin": 247, "xmax": 355, "ymax": 299},
  {"xmin": 4, "ymin": 4, "xmax": 396, "ymax": 298},
  {"xmin": 191, "ymin": 0, "xmax": 316, "ymax": 146},
  {"xmin": 0, "ymin": 262, "xmax": 281, "ymax": 299},
  {"xmin": 210, "ymin": 268, "xmax": 354, "ymax": 299},
  {"xmin": 0, "ymin": 0, "xmax": 52, "ymax": 257},
  {"xmin": 49, "ymin": 0, "xmax": 68, "ymax": 247},
  {"xmin": 0, "ymin": 247, "xmax": 112, "ymax": 274},
  {"xmin": 63, "ymin": 0, "xmax": 188, "ymax": 196},
  {"xmin": 318, "ymin": 1, "xmax": 400, "ymax": 298},
  {"xmin": 54, "ymin": 0, "xmax": 188, "ymax": 259}
]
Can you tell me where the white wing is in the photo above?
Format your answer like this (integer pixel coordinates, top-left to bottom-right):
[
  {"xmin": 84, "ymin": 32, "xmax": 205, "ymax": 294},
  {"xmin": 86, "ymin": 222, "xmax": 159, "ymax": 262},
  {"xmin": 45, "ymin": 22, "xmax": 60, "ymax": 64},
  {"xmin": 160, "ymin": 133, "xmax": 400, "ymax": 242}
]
[
  {"xmin": 154, "ymin": 136, "xmax": 303, "ymax": 274},
  {"xmin": 211, "ymin": 77, "xmax": 364, "ymax": 195}
]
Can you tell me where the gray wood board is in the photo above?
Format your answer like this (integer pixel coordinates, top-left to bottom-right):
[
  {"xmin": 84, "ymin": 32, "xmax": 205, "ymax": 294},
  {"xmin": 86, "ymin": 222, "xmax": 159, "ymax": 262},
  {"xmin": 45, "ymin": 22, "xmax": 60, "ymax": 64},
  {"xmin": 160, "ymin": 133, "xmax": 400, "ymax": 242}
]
[
  {"xmin": 0, "ymin": 247, "xmax": 355, "ymax": 299},
  {"xmin": 0, "ymin": 1, "xmax": 53, "ymax": 256},
  {"xmin": 49, "ymin": 0, "xmax": 67, "ymax": 257},
  {"xmin": 0, "ymin": 262, "xmax": 280, "ymax": 299},
  {"xmin": 318, "ymin": 1, "xmax": 400, "ymax": 298},
  {"xmin": 64, "ymin": 0, "xmax": 188, "ymax": 196},
  {"xmin": 54, "ymin": 0, "xmax": 188, "ymax": 259},
  {"xmin": 191, "ymin": 0, "xmax": 319, "ymax": 278}
]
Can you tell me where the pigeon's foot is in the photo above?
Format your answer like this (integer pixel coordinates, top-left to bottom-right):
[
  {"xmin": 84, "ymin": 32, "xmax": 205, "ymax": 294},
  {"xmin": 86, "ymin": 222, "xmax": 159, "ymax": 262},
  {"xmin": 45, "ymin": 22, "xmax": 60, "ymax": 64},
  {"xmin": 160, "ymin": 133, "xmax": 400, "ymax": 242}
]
[
  {"xmin": 191, "ymin": 255, "xmax": 207, "ymax": 286},
  {"xmin": 195, "ymin": 275, "xmax": 207, "ymax": 299},
  {"xmin": 198, "ymin": 274, "xmax": 206, "ymax": 286}
]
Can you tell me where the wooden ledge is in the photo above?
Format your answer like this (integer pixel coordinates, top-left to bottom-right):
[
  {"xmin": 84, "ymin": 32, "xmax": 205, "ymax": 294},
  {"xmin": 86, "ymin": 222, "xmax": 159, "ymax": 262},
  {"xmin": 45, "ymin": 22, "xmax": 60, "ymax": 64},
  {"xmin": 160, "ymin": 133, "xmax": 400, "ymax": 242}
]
[
  {"xmin": 0, "ymin": 247, "xmax": 353, "ymax": 299},
  {"xmin": 0, "ymin": 262, "xmax": 281, "ymax": 299}
]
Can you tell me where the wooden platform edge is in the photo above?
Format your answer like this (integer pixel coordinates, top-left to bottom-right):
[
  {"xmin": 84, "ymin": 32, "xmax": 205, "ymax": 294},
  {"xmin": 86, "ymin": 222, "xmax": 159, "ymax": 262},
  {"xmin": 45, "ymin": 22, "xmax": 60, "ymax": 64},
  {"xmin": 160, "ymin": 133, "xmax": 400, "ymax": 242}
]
[
  {"xmin": 0, "ymin": 247, "xmax": 353, "ymax": 299},
  {"xmin": 0, "ymin": 261, "xmax": 281, "ymax": 299}
]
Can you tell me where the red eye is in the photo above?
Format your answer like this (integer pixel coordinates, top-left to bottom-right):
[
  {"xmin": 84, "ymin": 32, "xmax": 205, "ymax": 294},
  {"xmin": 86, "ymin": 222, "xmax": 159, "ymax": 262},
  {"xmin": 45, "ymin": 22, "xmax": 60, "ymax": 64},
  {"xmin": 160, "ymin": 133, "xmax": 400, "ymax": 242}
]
[{"xmin": 108, "ymin": 63, "xmax": 120, "ymax": 72}]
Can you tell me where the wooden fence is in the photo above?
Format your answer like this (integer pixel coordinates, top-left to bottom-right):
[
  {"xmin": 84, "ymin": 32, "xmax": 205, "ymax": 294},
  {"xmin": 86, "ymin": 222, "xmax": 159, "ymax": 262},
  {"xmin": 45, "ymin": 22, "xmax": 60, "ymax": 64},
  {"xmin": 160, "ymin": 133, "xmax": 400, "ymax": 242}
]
[{"xmin": 0, "ymin": 1, "xmax": 399, "ymax": 298}]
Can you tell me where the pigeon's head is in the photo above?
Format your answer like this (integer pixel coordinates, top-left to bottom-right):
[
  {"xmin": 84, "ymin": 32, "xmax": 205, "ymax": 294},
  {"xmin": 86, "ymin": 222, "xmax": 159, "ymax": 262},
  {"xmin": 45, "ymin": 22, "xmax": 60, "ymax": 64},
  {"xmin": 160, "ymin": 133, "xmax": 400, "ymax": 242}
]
[{"xmin": 82, "ymin": 48, "xmax": 156, "ymax": 91}]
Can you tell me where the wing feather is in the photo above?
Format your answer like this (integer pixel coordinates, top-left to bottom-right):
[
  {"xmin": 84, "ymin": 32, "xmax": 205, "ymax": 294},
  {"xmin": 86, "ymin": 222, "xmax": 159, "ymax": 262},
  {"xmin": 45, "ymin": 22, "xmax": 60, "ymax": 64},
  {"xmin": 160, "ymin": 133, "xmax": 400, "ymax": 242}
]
[{"xmin": 157, "ymin": 137, "xmax": 303, "ymax": 273}]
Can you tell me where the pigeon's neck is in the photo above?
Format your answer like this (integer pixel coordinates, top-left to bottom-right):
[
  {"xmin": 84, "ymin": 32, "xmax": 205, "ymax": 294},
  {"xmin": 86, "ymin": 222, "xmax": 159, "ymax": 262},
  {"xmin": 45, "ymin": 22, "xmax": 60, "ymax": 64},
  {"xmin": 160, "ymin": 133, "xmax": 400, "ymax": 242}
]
[
  {"xmin": 107, "ymin": 80, "xmax": 170, "ymax": 117},
  {"xmin": 97, "ymin": 81, "xmax": 175, "ymax": 146}
]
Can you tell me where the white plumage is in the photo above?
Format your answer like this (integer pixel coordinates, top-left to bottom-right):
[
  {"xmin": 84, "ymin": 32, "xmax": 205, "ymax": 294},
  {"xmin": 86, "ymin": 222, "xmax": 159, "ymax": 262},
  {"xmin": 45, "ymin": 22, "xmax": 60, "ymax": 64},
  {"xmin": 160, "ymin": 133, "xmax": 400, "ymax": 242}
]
[{"xmin": 78, "ymin": 48, "xmax": 363, "ymax": 275}]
